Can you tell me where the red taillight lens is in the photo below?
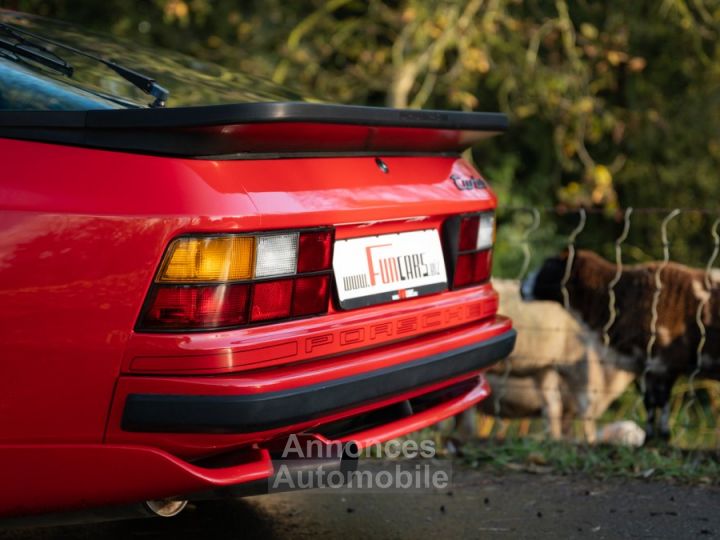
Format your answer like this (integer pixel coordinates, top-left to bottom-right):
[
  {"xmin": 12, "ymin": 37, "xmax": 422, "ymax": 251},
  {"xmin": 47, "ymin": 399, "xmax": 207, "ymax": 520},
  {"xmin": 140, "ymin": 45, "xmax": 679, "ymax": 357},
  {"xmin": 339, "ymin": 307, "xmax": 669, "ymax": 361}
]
[
  {"xmin": 473, "ymin": 250, "xmax": 492, "ymax": 283},
  {"xmin": 293, "ymin": 275, "xmax": 330, "ymax": 316},
  {"xmin": 453, "ymin": 250, "xmax": 492, "ymax": 288},
  {"xmin": 298, "ymin": 231, "xmax": 333, "ymax": 273},
  {"xmin": 138, "ymin": 228, "xmax": 334, "ymax": 331},
  {"xmin": 458, "ymin": 216, "xmax": 480, "ymax": 251},
  {"xmin": 250, "ymin": 279, "xmax": 294, "ymax": 321},
  {"xmin": 453, "ymin": 253, "xmax": 474, "ymax": 288},
  {"xmin": 143, "ymin": 284, "xmax": 250, "ymax": 330},
  {"xmin": 450, "ymin": 212, "xmax": 495, "ymax": 289}
]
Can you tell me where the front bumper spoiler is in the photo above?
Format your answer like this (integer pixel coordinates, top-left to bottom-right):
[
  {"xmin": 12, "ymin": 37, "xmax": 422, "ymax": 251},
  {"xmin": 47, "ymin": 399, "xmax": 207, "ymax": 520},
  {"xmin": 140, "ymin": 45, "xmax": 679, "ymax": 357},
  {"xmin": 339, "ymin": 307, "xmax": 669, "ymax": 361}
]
[{"xmin": 122, "ymin": 329, "xmax": 516, "ymax": 434}]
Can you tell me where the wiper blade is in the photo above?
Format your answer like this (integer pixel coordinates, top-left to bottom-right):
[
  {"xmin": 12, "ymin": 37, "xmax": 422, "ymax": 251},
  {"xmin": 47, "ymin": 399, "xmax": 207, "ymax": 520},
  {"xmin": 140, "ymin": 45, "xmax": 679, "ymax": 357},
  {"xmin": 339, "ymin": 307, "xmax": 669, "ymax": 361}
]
[
  {"xmin": 0, "ymin": 23, "xmax": 169, "ymax": 108},
  {"xmin": 0, "ymin": 27, "xmax": 73, "ymax": 77}
]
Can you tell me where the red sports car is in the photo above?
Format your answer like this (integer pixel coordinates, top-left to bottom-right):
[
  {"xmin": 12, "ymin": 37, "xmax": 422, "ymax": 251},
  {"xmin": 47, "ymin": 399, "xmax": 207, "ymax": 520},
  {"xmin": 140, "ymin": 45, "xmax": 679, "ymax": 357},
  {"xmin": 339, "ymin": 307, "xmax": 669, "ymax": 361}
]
[{"xmin": 0, "ymin": 10, "xmax": 514, "ymax": 519}]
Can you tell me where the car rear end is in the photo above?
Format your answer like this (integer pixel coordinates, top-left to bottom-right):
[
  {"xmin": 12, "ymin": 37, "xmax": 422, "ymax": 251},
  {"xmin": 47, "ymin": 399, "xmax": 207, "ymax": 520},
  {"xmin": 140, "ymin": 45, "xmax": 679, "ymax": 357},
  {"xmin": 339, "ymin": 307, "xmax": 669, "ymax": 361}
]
[{"xmin": 0, "ymin": 10, "xmax": 514, "ymax": 519}]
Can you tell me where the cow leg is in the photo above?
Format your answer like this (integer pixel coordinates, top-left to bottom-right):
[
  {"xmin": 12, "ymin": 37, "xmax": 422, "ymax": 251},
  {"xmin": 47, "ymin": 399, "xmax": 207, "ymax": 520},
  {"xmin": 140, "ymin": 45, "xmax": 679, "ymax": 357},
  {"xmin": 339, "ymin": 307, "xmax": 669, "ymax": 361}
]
[
  {"xmin": 656, "ymin": 375, "xmax": 676, "ymax": 440},
  {"xmin": 444, "ymin": 407, "xmax": 478, "ymax": 455},
  {"xmin": 540, "ymin": 369, "xmax": 563, "ymax": 439},
  {"xmin": 582, "ymin": 408, "xmax": 596, "ymax": 444},
  {"xmin": 644, "ymin": 373, "xmax": 675, "ymax": 442},
  {"xmin": 658, "ymin": 400, "xmax": 673, "ymax": 441},
  {"xmin": 454, "ymin": 408, "xmax": 477, "ymax": 441},
  {"xmin": 643, "ymin": 375, "xmax": 659, "ymax": 440}
]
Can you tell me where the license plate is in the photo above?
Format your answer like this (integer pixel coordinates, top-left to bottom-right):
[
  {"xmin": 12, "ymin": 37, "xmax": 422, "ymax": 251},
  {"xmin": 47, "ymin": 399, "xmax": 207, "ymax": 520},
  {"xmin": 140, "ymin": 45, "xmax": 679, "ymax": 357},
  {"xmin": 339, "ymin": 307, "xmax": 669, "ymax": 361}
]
[{"xmin": 333, "ymin": 229, "xmax": 448, "ymax": 309}]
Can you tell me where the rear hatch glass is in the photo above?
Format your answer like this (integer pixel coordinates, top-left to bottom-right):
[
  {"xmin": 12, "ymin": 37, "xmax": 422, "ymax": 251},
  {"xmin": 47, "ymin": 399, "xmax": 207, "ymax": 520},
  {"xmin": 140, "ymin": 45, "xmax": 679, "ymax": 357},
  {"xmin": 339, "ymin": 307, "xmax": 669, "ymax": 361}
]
[{"xmin": 0, "ymin": 9, "xmax": 307, "ymax": 110}]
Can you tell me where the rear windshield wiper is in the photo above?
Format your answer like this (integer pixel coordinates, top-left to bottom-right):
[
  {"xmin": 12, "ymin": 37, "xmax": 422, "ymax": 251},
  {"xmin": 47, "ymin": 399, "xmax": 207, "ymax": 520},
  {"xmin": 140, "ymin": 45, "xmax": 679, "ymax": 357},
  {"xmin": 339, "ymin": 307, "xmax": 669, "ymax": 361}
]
[
  {"xmin": 0, "ymin": 22, "xmax": 169, "ymax": 107},
  {"xmin": 0, "ymin": 25, "xmax": 73, "ymax": 76}
]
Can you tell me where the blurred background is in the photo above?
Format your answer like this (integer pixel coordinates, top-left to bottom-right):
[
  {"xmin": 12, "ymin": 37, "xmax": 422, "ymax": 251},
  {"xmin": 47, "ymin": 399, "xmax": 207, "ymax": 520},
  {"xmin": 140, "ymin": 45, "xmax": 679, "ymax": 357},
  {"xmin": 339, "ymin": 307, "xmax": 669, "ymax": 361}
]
[
  {"xmin": 0, "ymin": 0, "xmax": 720, "ymax": 232},
  {"xmin": 4, "ymin": 0, "xmax": 720, "ymax": 269},
  {"xmin": 5, "ymin": 0, "xmax": 720, "ymax": 454}
]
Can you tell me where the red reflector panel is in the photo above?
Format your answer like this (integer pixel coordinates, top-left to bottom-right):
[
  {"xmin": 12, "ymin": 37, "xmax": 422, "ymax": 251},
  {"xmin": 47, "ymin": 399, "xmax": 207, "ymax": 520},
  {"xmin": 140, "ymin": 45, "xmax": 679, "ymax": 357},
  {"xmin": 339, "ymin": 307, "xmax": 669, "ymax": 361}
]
[
  {"xmin": 293, "ymin": 275, "xmax": 330, "ymax": 316},
  {"xmin": 143, "ymin": 284, "xmax": 250, "ymax": 329},
  {"xmin": 453, "ymin": 250, "xmax": 492, "ymax": 288},
  {"xmin": 297, "ymin": 231, "xmax": 333, "ymax": 273},
  {"xmin": 251, "ymin": 279, "xmax": 293, "ymax": 321},
  {"xmin": 458, "ymin": 216, "xmax": 480, "ymax": 251}
]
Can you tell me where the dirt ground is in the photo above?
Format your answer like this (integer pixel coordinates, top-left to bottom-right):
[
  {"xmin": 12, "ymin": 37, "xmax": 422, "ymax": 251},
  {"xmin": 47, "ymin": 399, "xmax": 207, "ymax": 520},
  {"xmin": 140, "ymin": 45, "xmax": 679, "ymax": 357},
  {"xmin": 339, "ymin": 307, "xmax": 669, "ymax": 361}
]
[{"xmin": 2, "ymin": 466, "xmax": 719, "ymax": 539}]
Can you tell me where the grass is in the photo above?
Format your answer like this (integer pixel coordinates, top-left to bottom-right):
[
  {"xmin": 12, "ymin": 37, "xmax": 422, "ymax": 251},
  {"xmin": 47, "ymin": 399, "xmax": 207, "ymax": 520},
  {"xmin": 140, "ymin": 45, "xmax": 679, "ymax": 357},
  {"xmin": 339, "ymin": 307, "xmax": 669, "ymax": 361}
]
[
  {"xmin": 596, "ymin": 379, "xmax": 720, "ymax": 450},
  {"xmin": 387, "ymin": 379, "xmax": 720, "ymax": 485},
  {"xmin": 460, "ymin": 438, "xmax": 720, "ymax": 484}
]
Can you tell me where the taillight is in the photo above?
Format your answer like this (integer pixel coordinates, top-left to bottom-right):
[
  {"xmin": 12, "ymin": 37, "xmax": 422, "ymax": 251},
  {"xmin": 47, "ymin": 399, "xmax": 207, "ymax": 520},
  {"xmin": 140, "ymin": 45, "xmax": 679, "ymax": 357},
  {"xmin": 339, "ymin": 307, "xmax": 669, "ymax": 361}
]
[
  {"xmin": 138, "ymin": 229, "xmax": 333, "ymax": 331},
  {"xmin": 446, "ymin": 212, "xmax": 495, "ymax": 289}
]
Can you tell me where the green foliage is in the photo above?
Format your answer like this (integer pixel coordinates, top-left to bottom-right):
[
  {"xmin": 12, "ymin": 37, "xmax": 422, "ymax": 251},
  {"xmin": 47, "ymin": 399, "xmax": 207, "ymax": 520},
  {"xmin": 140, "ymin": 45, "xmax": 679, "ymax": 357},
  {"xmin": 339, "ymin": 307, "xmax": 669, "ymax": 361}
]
[{"xmin": 9, "ymin": 0, "xmax": 720, "ymax": 266}]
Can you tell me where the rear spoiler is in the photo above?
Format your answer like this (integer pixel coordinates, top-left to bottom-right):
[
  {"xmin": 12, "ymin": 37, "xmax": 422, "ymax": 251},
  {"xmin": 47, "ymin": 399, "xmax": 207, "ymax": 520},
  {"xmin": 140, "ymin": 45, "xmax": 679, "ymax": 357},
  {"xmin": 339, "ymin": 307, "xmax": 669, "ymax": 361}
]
[{"xmin": 0, "ymin": 102, "xmax": 508, "ymax": 158}]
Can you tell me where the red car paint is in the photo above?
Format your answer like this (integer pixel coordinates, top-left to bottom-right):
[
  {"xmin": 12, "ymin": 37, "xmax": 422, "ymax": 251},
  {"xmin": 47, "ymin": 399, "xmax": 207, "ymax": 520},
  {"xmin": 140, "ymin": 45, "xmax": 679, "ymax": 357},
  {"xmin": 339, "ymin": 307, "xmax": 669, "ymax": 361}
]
[{"xmin": 0, "ymin": 12, "xmax": 515, "ymax": 519}]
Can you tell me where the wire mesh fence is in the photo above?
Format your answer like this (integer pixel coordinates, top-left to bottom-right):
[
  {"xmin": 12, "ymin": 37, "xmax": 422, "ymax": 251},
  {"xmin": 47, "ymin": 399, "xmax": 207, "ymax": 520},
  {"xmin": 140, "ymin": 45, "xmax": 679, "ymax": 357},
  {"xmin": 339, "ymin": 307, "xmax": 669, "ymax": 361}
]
[{"xmin": 469, "ymin": 206, "xmax": 720, "ymax": 450}]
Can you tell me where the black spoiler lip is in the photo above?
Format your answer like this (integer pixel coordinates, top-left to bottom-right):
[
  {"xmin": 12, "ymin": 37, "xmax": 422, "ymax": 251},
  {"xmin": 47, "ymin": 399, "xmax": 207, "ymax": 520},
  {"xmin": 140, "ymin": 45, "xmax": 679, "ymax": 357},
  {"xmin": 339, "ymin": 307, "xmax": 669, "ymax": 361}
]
[
  {"xmin": 0, "ymin": 101, "xmax": 508, "ymax": 158},
  {"xmin": 0, "ymin": 102, "xmax": 509, "ymax": 130}
]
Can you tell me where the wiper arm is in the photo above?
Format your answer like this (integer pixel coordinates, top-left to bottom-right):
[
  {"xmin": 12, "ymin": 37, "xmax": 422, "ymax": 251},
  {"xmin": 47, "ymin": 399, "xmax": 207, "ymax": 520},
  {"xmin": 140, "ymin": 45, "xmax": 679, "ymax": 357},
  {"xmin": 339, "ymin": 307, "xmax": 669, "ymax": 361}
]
[
  {"xmin": 0, "ymin": 28, "xmax": 73, "ymax": 77},
  {"xmin": 0, "ymin": 23, "xmax": 169, "ymax": 108}
]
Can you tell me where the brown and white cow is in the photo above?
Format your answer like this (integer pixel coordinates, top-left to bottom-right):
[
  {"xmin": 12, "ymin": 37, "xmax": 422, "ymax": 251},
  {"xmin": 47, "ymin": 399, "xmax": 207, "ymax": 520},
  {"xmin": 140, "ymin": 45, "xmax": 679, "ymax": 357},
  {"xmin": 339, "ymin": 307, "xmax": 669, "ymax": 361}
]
[{"xmin": 522, "ymin": 249, "xmax": 720, "ymax": 440}]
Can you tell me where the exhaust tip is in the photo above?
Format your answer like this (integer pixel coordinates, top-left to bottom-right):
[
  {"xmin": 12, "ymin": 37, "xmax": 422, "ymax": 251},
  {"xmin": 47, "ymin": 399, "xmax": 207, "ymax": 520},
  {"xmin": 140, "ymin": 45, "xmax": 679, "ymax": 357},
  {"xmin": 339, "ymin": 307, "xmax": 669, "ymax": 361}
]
[{"xmin": 144, "ymin": 499, "xmax": 188, "ymax": 518}]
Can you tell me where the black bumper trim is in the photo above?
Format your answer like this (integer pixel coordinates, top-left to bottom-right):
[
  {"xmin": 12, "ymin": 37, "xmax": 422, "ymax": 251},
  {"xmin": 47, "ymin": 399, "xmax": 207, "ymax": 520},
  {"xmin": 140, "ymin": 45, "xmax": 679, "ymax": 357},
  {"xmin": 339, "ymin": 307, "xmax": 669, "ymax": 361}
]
[{"xmin": 121, "ymin": 329, "xmax": 516, "ymax": 434}]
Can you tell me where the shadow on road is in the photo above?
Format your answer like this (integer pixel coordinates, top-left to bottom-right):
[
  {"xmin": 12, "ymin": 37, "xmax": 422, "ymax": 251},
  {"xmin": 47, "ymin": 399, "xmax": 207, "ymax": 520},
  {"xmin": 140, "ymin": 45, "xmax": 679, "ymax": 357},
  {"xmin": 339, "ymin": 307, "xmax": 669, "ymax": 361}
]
[{"xmin": 0, "ymin": 499, "xmax": 283, "ymax": 540}]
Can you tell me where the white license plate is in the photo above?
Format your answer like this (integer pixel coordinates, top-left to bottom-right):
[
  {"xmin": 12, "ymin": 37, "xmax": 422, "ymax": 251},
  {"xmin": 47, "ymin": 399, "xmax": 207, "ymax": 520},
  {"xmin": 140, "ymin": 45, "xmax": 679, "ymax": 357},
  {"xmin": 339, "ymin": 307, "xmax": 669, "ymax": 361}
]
[{"xmin": 333, "ymin": 229, "xmax": 448, "ymax": 309}]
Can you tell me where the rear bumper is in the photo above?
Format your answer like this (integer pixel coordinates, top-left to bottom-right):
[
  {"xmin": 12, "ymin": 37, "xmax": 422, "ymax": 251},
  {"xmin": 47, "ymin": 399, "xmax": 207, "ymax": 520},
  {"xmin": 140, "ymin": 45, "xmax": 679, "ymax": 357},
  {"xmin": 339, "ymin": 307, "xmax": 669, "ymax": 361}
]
[
  {"xmin": 107, "ymin": 316, "xmax": 513, "ymax": 457},
  {"xmin": 122, "ymin": 330, "xmax": 515, "ymax": 434},
  {"xmin": 2, "ymin": 319, "xmax": 514, "ymax": 518},
  {"xmin": 0, "ymin": 372, "xmax": 493, "ymax": 519}
]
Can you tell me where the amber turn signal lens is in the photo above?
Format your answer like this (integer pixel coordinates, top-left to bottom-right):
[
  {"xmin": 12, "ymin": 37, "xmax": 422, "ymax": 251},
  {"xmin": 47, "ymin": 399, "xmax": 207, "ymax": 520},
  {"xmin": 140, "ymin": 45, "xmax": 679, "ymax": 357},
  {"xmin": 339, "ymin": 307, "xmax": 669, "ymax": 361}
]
[{"xmin": 158, "ymin": 236, "xmax": 255, "ymax": 282}]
